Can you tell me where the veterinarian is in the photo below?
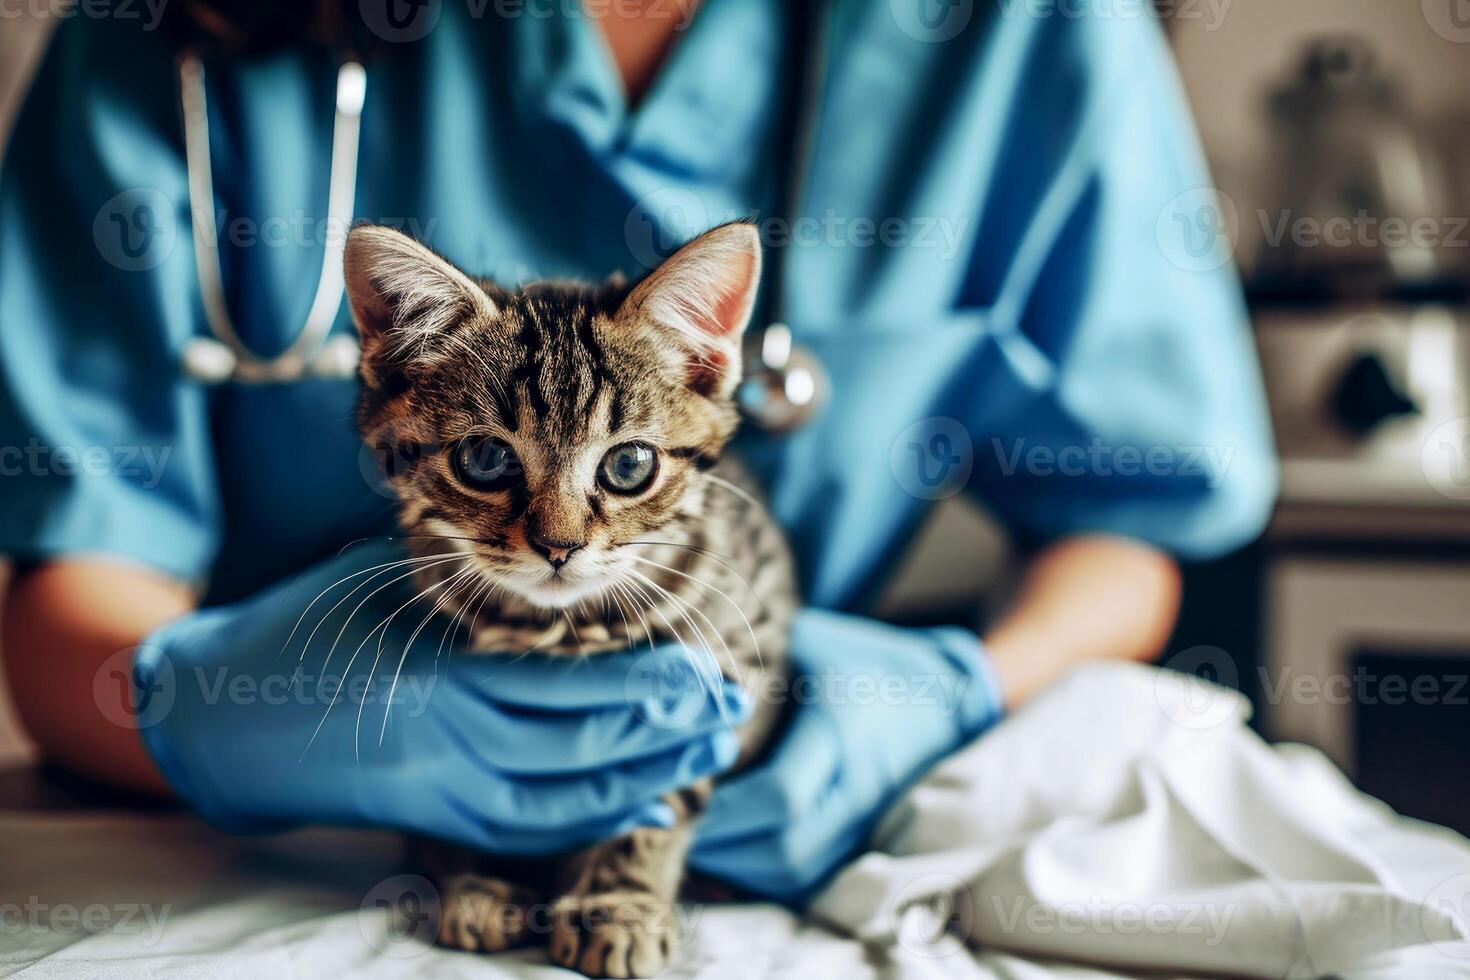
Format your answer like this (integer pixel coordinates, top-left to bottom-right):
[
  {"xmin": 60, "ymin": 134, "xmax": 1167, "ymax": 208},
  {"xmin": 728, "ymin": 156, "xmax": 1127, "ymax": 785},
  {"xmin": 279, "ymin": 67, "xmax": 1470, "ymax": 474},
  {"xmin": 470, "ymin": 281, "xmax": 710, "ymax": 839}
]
[{"xmin": 0, "ymin": 0, "xmax": 1274, "ymax": 903}]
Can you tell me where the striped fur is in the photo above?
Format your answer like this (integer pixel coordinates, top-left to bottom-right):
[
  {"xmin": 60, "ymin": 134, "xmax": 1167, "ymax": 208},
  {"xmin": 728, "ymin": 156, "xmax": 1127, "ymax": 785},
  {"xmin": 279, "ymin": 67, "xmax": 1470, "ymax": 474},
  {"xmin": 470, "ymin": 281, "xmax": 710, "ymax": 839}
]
[{"xmin": 345, "ymin": 222, "xmax": 796, "ymax": 978}]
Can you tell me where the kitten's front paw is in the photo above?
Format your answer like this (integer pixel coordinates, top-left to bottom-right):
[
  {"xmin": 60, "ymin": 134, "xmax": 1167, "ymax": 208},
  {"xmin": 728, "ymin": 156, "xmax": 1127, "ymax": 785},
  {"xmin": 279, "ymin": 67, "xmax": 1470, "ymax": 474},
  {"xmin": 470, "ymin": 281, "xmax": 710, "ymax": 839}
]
[
  {"xmin": 437, "ymin": 873, "xmax": 539, "ymax": 953},
  {"xmin": 549, "ymin": 892, "xmax": 677, "ymax": 978}
]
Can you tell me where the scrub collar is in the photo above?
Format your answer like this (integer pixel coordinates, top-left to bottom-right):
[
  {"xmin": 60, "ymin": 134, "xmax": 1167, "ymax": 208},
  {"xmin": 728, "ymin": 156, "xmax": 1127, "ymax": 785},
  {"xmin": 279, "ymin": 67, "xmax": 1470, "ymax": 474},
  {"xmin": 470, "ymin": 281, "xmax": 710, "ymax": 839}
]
[{"xmin": 507, "ymin": 0, "xmax": 787, "ymax": 186}]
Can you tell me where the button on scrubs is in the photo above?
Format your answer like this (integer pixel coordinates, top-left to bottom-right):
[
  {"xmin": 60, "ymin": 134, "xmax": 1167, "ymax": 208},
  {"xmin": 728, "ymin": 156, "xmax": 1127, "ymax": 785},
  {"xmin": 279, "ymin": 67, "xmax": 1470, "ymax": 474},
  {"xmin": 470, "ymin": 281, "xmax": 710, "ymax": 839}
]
[{"xmin": 0, "ymin": 1, "xmax": 1275, "ymax": 611}]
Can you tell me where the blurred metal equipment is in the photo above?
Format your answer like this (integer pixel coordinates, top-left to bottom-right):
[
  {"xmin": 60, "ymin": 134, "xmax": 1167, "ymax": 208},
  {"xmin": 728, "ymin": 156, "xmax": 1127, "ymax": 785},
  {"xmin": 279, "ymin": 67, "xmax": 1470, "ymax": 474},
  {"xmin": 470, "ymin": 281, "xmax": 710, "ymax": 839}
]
[
  {"xmin": 1256, "ymin": 306, "xmax": 1470, "ymax": 509},
  {"xmin": 1258, "ymin": 36, "xmax": 1452, "ymax": 294}
]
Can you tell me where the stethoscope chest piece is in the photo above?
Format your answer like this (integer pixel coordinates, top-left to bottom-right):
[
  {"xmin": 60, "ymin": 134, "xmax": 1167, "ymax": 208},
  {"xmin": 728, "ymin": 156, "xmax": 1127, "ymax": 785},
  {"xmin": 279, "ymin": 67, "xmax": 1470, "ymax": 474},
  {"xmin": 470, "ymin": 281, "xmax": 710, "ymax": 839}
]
[
  {"xmin": 181, "ymin": 333, "xmax": 361, "ymax": 385},
  {"xmin": 738, "ymin": 323, "xmax": 828, "ymax": 434}
]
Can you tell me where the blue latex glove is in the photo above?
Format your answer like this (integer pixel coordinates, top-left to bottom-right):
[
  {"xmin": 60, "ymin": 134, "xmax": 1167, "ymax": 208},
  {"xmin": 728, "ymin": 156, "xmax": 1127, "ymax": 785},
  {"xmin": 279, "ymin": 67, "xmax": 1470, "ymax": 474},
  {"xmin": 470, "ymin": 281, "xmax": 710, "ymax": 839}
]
[
  {"xmin": 690, "ymin": 609, "xmax": 1004, "ymax": 904},
  {"xmin": 132, "ymin": 541, "xmax": 748, "ymax": 853}
]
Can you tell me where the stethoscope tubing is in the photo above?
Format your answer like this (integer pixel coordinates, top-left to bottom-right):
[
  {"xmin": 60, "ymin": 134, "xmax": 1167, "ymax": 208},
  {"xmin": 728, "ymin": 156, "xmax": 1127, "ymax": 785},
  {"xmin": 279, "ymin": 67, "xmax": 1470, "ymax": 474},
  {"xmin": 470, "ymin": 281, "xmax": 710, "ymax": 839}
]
[
  {"xmin": 177, "ymin": 3, "xmax": 830, "ymax": 431},
  {"xmin": 179, "ymin": 53, "xmax": 365, "ymax": 383}
]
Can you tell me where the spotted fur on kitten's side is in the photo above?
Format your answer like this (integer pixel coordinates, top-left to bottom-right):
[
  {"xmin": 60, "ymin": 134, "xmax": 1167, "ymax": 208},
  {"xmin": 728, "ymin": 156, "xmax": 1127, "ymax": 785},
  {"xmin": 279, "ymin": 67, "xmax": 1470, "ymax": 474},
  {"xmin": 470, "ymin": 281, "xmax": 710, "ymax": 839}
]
[{"xmin": 342, "ymin": 222, "xmax": 796, "ymax": 978}]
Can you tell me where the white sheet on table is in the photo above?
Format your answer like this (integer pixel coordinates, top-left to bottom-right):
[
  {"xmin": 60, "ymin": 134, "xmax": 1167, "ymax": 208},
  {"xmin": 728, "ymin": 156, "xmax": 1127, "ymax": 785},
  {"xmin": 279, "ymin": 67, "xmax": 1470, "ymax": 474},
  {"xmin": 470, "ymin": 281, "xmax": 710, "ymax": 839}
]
[
  {"xmin": 810, "ymin": 663, "xmax": 1470, "ymax": 978},
  {"xmin": 3, "ymin": 663, "xmax": 1469, "ymax": 979}
]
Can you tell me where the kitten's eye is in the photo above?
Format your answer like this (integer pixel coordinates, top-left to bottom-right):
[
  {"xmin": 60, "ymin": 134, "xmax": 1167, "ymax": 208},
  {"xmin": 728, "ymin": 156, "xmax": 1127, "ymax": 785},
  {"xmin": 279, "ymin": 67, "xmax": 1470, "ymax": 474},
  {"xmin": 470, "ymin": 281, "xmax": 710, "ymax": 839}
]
[
  {"xmin": 598, "ymin": 443, "xmax": 658, "ymax": 495},
  {"xmin": 452, "ymin": 437, "xmax": 520, "ymax": 491}
]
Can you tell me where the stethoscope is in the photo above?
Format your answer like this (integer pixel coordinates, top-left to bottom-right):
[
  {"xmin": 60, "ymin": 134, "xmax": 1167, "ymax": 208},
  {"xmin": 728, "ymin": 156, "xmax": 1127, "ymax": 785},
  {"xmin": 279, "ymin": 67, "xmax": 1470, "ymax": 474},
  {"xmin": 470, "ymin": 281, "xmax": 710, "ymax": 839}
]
[
  {"xmin": 176, "ymin": 6, "xmax": 829, "ymax": 434},
  {"xmin": 178, "ymin": 54, "xmax": 366, "ymax": 386}
]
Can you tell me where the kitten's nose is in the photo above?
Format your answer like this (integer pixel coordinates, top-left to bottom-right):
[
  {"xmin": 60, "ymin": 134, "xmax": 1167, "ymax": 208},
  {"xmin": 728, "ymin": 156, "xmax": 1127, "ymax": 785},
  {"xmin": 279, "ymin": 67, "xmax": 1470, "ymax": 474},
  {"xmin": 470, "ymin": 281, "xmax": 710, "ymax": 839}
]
[{"xmin": 529, "ymin": 534, "xmax": 584, "ymax": 569}]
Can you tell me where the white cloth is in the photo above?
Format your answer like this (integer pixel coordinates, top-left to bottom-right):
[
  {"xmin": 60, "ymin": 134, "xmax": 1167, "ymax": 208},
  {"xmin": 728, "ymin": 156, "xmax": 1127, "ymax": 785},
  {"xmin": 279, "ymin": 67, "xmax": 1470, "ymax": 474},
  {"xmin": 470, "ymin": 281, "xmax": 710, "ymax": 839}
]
[
  {"xmin": 810, "ymin": 663, "xmax": 1470, "ymax": 978},
  {"xmin": 3, "ymin": 663, "xmax": 1468, "ymax": 978}
]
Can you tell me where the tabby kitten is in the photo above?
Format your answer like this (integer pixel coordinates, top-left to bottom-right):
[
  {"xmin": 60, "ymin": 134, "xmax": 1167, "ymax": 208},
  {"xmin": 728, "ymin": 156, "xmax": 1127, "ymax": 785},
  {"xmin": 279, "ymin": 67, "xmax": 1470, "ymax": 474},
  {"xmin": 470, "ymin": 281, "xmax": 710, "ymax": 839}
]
[{"xmin": 342, "ymin": 222, "xmax": 796, "ymax": 978}]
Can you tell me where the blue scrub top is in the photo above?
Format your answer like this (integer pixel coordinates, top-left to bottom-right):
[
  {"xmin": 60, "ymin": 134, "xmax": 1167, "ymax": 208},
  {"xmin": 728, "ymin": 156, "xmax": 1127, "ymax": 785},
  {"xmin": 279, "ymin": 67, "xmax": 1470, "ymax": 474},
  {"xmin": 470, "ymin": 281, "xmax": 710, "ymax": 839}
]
[{"xmin": 0, "ymin": 1, "xmax": 1276, "ymax": 610}]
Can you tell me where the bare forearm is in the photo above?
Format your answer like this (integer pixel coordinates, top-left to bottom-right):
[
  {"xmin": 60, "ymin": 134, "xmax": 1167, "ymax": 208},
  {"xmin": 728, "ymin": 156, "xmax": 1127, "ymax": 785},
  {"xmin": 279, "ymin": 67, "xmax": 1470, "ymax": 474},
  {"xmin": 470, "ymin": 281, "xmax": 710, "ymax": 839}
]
[
  {"xmin": 2, "ymin": 561, "xmax": 193, "ymax": 794},
  {"xmin": 983, "ymin": 534, "xmax": 1181, "ymax": 709}
]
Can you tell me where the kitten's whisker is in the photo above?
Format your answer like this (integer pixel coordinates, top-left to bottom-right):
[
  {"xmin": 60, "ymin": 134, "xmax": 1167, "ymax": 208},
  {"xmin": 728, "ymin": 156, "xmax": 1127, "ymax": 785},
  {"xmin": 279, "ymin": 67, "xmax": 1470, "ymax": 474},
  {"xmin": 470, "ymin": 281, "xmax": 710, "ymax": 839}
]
[
  {"xmin": 562, "ymin": 610, "xmax": 584, "ymax": 652},
  {"xmin": 340, "ymin": 532, "xmax": 510, "ymax": 549},
  {"xmin": 521, "ymin": 623, "xmax": 566, "ymax": 657},
  {"xmin": 605, "ymin": 583, "xmax": 636, "ymax": 650},
  {"xmin": 619, "ymin": 575, "xmax": 717, "ymax": 699},
  {"xmin": 372, "ymin": 566, "xmax": 479, "ymax": 751},
  {"xmin": 296, "ymin": 555, "xmax": 472, "ymax": 760},
  {"xmin": 703, "ymin": 474, "xmax": 764, "ymax": 512},
  {"xmin": 611, "ymin": 579, "xmax": 655, "ymax": 650},
  {"xmin": 629, "ymin": 562, "xmax": 735, "ymax": 657},
  {"xmin": 315, "ymin": 555, "xmax": 471, "ymax": 688},
  {"xmin": 628, "ymin": 555, "xmax": 765, "ymax": 677},
  {"xmin": 648, "ymin": 575, "xmax": 751, "ymax": 697},
  {"xmin": 282, "ymin": 551, "xmax": 462, "ymax": 669},
  {"xmin": 344, "ymin": 563, "xmax": 474, "ymax": 758},
  {"xmin": 619, "ymin": 574, "xmax": 694, "ymax": 667},
  {"xmin": 628, "ymin": 569, "xmax": 736, "ymax": 692},
  {"xmin": 618, "ymin": 541, "xmax": 755, "ymax": 594},
  {"xmin": 460, "ymin": 578, "xmax": 501, "ymax": 650},
  {"xmin": 429, "ymin": 574, "xmax": 482, "ymax": 679},
  {"xmin": 439, "ymin": 577, "xmax": 492, "ymax": 672},
  {"xmin": 626, "ymin": 570, "xmax": 725, "ymax": 700}
]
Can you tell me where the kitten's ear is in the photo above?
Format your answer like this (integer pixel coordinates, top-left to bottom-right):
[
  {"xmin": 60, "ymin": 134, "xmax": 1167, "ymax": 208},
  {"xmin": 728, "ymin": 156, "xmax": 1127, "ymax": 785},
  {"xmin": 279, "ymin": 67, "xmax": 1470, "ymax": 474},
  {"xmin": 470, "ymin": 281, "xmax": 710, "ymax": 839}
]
[
  {"xmin": 343, "ymin": 224, "xmax": 495, "ymax": 363},
  {"xmin": 616, "ymin": 222, "xmax": 762, "ymax": 398}
]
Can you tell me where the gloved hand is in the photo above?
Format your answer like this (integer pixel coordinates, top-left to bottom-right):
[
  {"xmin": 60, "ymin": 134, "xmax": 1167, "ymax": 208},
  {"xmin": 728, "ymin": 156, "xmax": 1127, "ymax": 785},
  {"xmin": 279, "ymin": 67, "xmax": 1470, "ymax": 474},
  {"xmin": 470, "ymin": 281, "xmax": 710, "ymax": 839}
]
[
  {"xmin": 133, "ymin": 541, "xmax": 747, "ymax": 854},
  {"xmin": 689, "ymin": 608, "xmax": 1004, "ymax": 904}
]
